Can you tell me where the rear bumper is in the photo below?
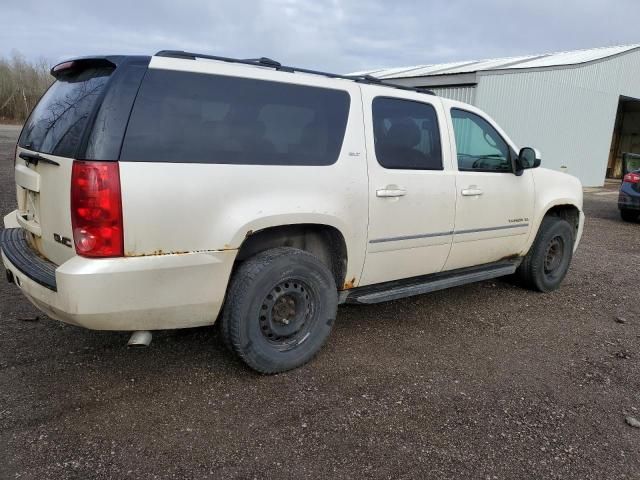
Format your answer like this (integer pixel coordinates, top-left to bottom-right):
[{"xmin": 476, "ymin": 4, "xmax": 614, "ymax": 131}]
[
  {"xmin": 618, "ymin": 189, "xmax": 640, "ymax": 211},
  {"xmin": 1, "ymin": 228, "xmax": 57, "ymax": 290},
  {"xmin": 1, "ymin": 228, "xmax": 236, "ymax": 331}
]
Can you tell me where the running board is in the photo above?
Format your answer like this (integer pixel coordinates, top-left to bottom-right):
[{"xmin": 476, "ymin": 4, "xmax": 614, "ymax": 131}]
[{"xmin": 341, "ymin": 261, "xmax": 519, "ymax": 305}]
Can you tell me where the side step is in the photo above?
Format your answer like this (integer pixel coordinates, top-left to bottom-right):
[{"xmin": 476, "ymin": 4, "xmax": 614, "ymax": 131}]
[{"xmin": 341, "ymin": 261, "xmax": 519, "ymax": 305}]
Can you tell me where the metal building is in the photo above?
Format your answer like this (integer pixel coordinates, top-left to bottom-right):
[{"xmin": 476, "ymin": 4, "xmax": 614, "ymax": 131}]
[{"xmin": 355, "ymin": 45, "xmax": 640, "ymax": 186}]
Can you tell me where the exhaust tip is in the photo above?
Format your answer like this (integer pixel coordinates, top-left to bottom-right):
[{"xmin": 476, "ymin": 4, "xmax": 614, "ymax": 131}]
[{"xmin": 127, "ymin": 331, "xmax": 152, "ymax": 348}]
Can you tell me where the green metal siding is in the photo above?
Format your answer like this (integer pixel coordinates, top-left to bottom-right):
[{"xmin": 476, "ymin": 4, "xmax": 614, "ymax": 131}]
[{"xmin": 428, "ymin": 86, "xmax": 476, "ymax": 105}]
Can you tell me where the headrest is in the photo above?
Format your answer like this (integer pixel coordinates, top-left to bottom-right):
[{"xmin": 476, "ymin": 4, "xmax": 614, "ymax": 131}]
[{"xmin": 384, "ymin": 120, "xmax": 421, "ymax": 148}]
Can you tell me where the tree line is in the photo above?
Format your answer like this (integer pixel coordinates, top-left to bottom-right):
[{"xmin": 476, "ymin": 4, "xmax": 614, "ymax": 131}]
[{"xmin": 0, "ymin": 52, "xmax": 52, "ymax": 123}]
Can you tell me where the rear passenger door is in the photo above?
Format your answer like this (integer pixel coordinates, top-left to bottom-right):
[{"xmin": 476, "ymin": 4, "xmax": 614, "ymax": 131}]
[{"xmin": 360, "ymin": 89, "xmax": 456, "ymax": 286}]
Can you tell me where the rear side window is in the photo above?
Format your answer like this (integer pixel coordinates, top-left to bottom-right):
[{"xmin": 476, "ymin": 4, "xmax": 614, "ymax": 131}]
[
  {"xmin": 120, "ymin": 69, "xmax": 351, "ymax": 165},
  {"xmin": 85, "ymin": 60, "xmax": 149, "ymax": 161},
  {"xmin": 19, "ymin": 67, "xmax": 113, "ymax": 158},
  {"xmin": 372, "ymin": 97, "xmax": 443, "ymax": 170}
]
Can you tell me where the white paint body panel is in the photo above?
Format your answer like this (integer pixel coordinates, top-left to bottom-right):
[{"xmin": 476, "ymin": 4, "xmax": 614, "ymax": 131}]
[
  {"xmin": 1, "ymin": 246, "xmax": 235, "ymax": 330},
  {"xmin": 527, "ymin": 167, "xmax": 585, "ymax": 253},
  {"xmin": 13, "ymin": 148, "xmax": 75, "ymax": 266},
  {"xmin": 446, "ymin": 169, "xmax": 535, "ymax": 270},
  {"xmin": 121, "ymin": 56, "xmax": 369, "ymax": 288}
]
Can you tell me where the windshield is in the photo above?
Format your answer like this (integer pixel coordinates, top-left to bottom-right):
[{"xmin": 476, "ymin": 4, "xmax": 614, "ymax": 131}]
[
  {"xmin": 625, "ymin": 153, "xmax": 640, "ymax": 173},
  {"xmin": 18, "ymin": 67, "xmax": 113, "ymax": 158}
]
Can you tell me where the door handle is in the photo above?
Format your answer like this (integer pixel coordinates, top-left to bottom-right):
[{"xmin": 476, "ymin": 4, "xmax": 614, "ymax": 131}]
[
  {"xmin": 376, "ymin": 187, "xmax": 407, "ymax": 198},
  {"xmin": 461, "ymin": 187, "xmax": 483, "ymax": 196}
]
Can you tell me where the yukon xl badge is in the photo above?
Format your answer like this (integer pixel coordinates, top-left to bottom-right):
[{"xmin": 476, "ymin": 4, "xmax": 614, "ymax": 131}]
[{"xmin": 53, "ymin": 233, "xmax": 73, "ymax": 248}]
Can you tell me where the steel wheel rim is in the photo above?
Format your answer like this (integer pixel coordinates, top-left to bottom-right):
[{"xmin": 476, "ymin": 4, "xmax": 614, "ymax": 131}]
[
  {"xmin": 543, "ymin": 236, "xmax": 565, "ymax": 275},
  {"xmin": 258, "ymin": 279, "xmax": 316, "ymax": 351}
]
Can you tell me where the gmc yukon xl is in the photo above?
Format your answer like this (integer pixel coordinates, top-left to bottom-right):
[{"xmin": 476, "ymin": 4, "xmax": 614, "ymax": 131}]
[{"xmin": 1, "ymin": 51, "xmax": 584, "ymax": 373}]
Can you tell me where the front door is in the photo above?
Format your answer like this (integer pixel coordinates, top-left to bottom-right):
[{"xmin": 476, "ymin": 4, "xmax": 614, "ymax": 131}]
[
  {"xmin": 360, "ymin": 90, "xmax": 456, "ymax": 286},
  {"xmin": 444, "ymin": 107, "xmax": 534, "ymax": 271}
]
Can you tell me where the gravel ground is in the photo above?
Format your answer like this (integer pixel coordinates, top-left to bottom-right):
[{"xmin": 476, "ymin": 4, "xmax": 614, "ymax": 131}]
[{"xmin": 0, "ymin": 124, "xmax": 639, "ymax": 479}]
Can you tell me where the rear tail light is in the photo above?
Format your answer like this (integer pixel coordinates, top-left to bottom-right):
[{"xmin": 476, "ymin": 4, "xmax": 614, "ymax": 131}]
[
  {"xmin": 623, "ymin": 172, "xmax": 640, "ymax": 184},
  {"xmin": 71, "ymin": 161, "xmax": 123, "ymax": 257}
]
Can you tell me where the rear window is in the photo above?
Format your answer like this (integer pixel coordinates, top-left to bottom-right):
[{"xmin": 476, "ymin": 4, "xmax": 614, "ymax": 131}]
[
  {"xmin": 19, "ymin": 67, "xmax": 113, "ymax": 158},
  {"xmin": 120, "ymin": 69, "xmax": 351, "ymax": 165}
]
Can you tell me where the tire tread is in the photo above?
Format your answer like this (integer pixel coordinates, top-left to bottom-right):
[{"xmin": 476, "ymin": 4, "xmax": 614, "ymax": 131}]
[
  {"xmin": 221, "ymin": 247, "xmax": 336, "ymax": 374},
  {"xmin": 517, "ymin": 216, "xmax": 574, "ymax": 292}
]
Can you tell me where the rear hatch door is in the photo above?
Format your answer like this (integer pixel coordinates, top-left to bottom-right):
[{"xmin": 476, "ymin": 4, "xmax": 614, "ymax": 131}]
[{"xmin": 13, "ymin": 57, "xmax": 146, "ymax": 265}]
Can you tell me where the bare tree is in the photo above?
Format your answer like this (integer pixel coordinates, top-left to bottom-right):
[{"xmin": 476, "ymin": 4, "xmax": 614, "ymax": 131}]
[{"xmin": 0, "ymin": 51, "xmax": 52, "ymax": 123}]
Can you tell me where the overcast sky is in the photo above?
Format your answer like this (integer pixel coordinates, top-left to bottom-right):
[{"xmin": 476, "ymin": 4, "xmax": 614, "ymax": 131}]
[{"xmin": 2, "ymin": 0, "xmax": 639, "ymax": 73}]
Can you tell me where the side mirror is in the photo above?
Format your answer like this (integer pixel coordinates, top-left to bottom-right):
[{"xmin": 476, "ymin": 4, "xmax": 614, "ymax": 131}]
[{"xmin": 516, "ymin": 147, "xmax": 541, "ymax": 174}]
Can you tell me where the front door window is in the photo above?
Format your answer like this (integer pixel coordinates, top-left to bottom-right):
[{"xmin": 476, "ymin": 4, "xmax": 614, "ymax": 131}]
[{"xmin": 451, "ymin": 109, "xmax": 512, "ymax": 173}]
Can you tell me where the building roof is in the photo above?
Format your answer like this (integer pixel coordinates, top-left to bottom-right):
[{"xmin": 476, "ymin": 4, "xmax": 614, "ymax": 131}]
[{"xmin": 353, "ymin": 44, "xmax": 640, "ymax": 80}]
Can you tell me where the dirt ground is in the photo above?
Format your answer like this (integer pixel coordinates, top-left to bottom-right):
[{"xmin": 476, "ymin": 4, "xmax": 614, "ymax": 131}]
[{"xmin": 0, "ymin": 124, "xmax": 638, "ymax": 479}]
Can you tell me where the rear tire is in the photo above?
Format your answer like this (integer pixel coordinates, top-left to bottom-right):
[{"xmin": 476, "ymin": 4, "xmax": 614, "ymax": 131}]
[
  {"xmin": 517, "ymin": 216, "xmax": 574, "ymax": 292},
  {"xmin": 218, "ymin": 308, "xmax": 235, "ymax": 353},
  {"xmin": 221, "ymin": 247, "xmax": 338, "ymax": 374},
  {"xmin": 620, "ymin": 209, "xmax": 639, "ymax": 222}
]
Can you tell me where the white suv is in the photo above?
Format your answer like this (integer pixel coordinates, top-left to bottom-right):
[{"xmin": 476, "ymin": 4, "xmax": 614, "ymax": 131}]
[{"xmin": 1, "ymin": 51, "xmax": 584, "ymax": 373}]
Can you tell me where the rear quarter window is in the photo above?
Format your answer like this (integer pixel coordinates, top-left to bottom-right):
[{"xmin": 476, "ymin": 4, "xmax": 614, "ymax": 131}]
[
  {"xmin": 120, "ymin": 69, "xmax": 351, "ymax": 165},
  {"xmin": 18, "ymin": 67, "xmax": 113, "ymax": 158}
]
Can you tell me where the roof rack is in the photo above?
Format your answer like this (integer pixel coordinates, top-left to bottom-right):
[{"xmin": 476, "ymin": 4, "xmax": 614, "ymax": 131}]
[{"xmin": 154, "ymin": 50, "xmax": 435, "ymax": 96}]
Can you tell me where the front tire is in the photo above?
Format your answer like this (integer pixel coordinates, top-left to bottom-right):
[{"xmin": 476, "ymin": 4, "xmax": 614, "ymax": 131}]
[
  {"xmin": 517, "ymin": 216, "xmax": 574, "ymax": 292},
  {"xmin": 221, "ymin": 247, "xmax": 338, "ymax": 374}
]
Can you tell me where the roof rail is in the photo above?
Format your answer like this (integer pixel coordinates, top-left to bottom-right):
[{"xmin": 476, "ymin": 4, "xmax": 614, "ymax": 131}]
[{"xmin": 154, "ymin": 50, "xmax": 435, "ymax": 96}]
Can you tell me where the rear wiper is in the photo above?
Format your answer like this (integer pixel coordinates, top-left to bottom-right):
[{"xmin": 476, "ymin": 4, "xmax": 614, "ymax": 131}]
[{"xmin": 19, "ymin": 152, "xmax": 60, "ymax": 167}]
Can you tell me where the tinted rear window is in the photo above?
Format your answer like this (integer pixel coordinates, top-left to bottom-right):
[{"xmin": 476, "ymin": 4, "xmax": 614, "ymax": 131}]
[
  {"xmin": 120, "ymin": 69, "xmax": 351, "ymax": 165},
  {"xmin": 19, "ymin": 67, "xmax": 113, "ymax": 157},
  {"xmin": 372, "ymin": 97, "xmax": 443, "ymax": 170}
]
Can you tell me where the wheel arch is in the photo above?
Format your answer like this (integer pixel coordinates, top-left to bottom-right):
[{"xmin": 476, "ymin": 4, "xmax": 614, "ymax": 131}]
[
  {"xmin": 544, "ymin": 203, "xmax": 581, "ymax": 235},
  {"xmin": 234, "ymin": 223, "xmax": 350, "ymax": 290},
  {"xmin": 524, "ymin": 200, "xmax": 583, "ymax": 254}
]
